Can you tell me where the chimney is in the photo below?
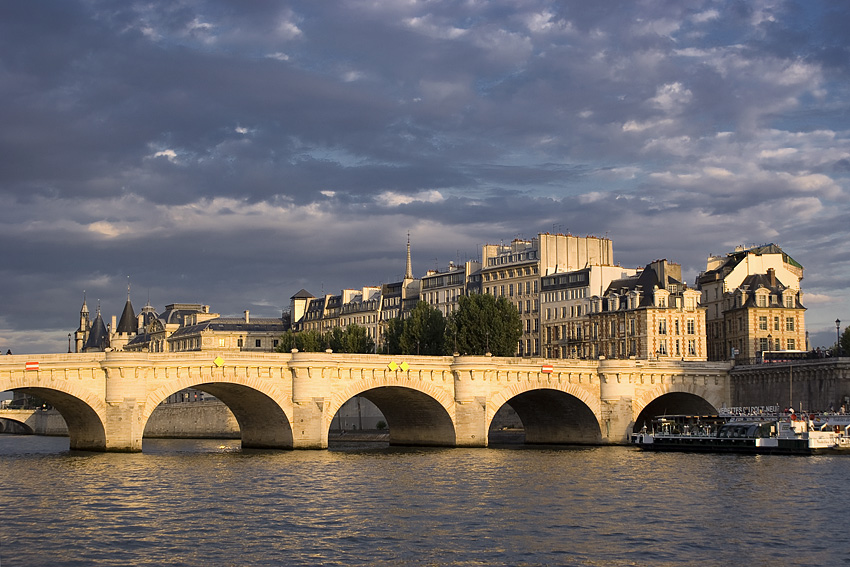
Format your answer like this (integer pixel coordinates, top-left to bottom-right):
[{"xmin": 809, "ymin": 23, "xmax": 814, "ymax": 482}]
[
  {"xmin": 767, "ymin": 268, "xmax": 776, "ymax": 287},
  {"xmin": 244, "ymin": 310, "xmax": 250, "ymax": 323}
]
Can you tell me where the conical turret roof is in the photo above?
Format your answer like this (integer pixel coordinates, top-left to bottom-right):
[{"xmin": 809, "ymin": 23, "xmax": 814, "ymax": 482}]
[
  {"xmin": 84, "ymin": 310, "xmax": 110, "ymax": 351},
  {"xmin": 117, "ymin": 297, "xmax": 137, "ymax": 334}
]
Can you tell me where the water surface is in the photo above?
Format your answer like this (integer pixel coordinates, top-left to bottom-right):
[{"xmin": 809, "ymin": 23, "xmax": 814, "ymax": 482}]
[{"xmin": 0, "ymin": 436, "xmax": 846, "ymax": 566}]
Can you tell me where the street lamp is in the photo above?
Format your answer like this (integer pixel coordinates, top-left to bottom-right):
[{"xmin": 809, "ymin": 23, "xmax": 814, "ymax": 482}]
[
  {"xmin": 837, "ymin": 319, "xmax": 842, "ymax": 356},
  {"xmin": 67, "ymin": 333, "xmax": 72, "ymax": 353}
]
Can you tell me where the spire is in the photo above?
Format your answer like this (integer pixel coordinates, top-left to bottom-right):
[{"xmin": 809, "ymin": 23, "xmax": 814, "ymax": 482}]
[
  {"xmin": 405, "ymin": 232, "xmax": 413, "ymax": 280},
  {"xmin": 117, "ymin": 294, "xmax": 137, "ymax": 335},
  {"xmin": 83, "ymin": 305, "xmax": 110, "ymax": 352}
]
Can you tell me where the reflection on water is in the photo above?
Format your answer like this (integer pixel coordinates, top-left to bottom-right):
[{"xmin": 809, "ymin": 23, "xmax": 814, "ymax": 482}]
[{"xmin": 1, "ymin": 436, "xmax": 849, "ymax": 566}]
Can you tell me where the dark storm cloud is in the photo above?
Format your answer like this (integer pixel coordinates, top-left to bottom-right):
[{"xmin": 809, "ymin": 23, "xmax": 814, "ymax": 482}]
[{"xmin": 1, "ymin": 0, "xmax": 850, "ymax": 352}]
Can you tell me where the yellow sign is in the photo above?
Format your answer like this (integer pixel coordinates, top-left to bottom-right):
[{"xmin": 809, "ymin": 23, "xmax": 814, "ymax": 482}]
[
  {"xmin": 213, "ymin": 357, "xmax": 224, "ymax": 367},
  {"xmin": 400, "ymin": 361, "xmax": 409, "ymax": 371},
  {"xmin": 388, "ymin": 361, "xmax": 398, "ymax": 371},
  {"xmin": 387, "ymin": 361, "xmax": 410, "ymax": 372}
]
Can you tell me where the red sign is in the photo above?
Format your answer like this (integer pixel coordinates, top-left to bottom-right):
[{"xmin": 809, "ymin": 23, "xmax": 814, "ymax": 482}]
[
  {"xmin": 541, "ymin": 365, "xmax": 553, "ymax": 374},
  {"xmin": 25, "ymin": 361, "xmax": 39, "ymax": 371}
]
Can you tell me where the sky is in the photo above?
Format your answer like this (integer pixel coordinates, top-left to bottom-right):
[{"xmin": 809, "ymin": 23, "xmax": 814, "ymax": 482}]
[{"xmin": 1, "ymin": 0, "xmax": 849, "ymax": 355}]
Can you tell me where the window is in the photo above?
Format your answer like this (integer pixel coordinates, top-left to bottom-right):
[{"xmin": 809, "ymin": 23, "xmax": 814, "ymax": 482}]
[
  {"xmin": 237, "ymin": 338, "xmax": 243, "ymax": 347},
  {"xmin": 688, "ymin": 339, "xmax": 696, "ymax": 356},
  {"xmin": 273, "ymin": 340, "xmax": 279, "ymax": 348},
  {"xmin": 218, "ymin": 338, "xmax": 225, "ymax": 347},
  {"xmin": 658, "ymin": 341, "xmax": 667, "ymax": 355},
  {"xmin": 759, "ymin": 316, "xmax": 768, "ymax": 331},
  {"xmin": 658, "ymin": 320, "xmax": 667, "ymax": 335},
  {"xmin": 760, "ymin": 337, "xmax": 769, "ymax": 352},
  {"xmin": 674, "ymin": 320, "xmax": 680, "ymax": 335},
  {"xmin": 687, "ymin": 319, "xmax": 695, "ymax": 335},
  {"xmin": 786, "ymin": 317, "xmax": 794, "ymax": 331},
  {"xmin": 255, "ymin": 339, "xmax": 262, "ymax": 348},
  {"xmin": 787, "ymin": 338, "xmax": 796, "ymax": 350},
  {"xmin": 757, "ymin": 295, "xmax": 766, "ymax": 307}
]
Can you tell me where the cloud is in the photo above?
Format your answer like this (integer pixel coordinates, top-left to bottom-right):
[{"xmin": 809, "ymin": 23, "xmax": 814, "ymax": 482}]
[{"xmin": 0, "ymin": 0, "xmax": 849, "ymax": 354}]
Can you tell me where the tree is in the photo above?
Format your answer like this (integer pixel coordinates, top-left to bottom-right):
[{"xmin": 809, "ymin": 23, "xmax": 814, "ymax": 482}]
[
  {"xmin": 383, "ymin": 317, "xmax": 404, "ymax": 355},
  {"xmin": 448, "ymin": 293, "xmax": 521, "ymax": 356},
  {"xmin": 276, "ymin": 330, "xmax": 297, "ymax": 353},
  {"xmin": 326, "ymin": 327, "xmax": 345, "ymax": 352},
  {"xmin": 277, "ymin": 325, "xmax": 375, "ymax": 354},
  {"xmin": 834, "ymin": 325, "xmax": 850, "ymax": 356},
  {"xmin": 400, "ymin": 301, "xmax": 446, "ymax": 355},
  {"xmin": 340, "ymin": 324, "xmax": 376, "ymax": 354}
]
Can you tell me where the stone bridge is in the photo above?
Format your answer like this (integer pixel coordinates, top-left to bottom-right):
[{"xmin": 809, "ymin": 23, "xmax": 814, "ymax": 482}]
[{"xmin": 0, "ymin": 351, "xmax": 731, "ymax": 452}]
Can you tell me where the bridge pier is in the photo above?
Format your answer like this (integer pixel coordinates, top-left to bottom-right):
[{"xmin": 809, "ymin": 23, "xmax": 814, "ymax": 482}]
[
  {"xmin": 452, "ymin": 357, "xmax": 490, "ymax": 447},
  {"xmin": 290, "ymin": 353, "xmax": 330, "ymax": 449}
]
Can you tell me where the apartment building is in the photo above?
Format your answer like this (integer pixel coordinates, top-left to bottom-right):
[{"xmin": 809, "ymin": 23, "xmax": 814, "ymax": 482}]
[
  {"xmin": 697, "ymin": 244, "xmax": 806, "ymax": 361},
  {"xmin": 480, "ymin": 233, "xmax": 613, "ymax": 356},
  {"xmin": 540, "ymin": 265, "xmax": 639, "ymax": 358},
  {"xmin": 580, "ymin": 260, "xmax": 706, "ymax": 360},
  {"xmin": 420, "ymin": 260, "xmax": 482, "ymax": 317}
]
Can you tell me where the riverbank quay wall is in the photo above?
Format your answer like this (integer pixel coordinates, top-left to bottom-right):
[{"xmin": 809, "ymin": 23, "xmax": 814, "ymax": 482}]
[
  {"xmin": 730, "ymin": 357, "xmax": 850, "ymax": 412},
  {"xmin": 0, "ymin": 352, "xmax": 730, "ymax": 452}
]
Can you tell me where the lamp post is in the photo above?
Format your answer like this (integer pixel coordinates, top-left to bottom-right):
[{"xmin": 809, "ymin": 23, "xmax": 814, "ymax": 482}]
[
  {"xmin": 837, "ymin": 319, "xmax": 842, "ymax": 356},
  {"xmin": 67, "ymin": 333, "xmax": 72, "ymax": 353}
]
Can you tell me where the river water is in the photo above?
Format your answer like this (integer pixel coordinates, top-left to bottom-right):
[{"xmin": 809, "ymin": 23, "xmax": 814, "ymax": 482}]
[{"xmin": 0, "ymin": 436, "xmax": 847, "ymax": 567}]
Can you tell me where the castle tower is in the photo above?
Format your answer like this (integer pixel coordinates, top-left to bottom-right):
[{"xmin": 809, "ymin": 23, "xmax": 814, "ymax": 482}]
[
  {"xmin": 111, "ymin": 281, "xmax": 137, "ymax": 351},
  {"xmin": 74, "ymin": 293, "xmax": 90, "ymax": 353},
  {"xmin": 83, "ymin": 303, "xmax": 110, "ymax": 352}
]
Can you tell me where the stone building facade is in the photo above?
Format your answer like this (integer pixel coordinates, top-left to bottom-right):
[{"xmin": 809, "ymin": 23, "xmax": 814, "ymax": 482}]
[{"xmin": 697, "ymin": 244, "xmax": 806, "ymax": 361}]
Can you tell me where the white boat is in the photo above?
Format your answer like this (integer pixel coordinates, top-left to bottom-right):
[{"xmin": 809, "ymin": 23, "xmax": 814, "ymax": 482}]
[{"xmin": 632, "ymin": 411, "xmax": 850, "ymax": 455}]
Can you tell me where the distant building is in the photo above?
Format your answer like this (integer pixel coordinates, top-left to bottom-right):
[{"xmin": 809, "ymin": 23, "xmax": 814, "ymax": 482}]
[
  {"xmin": 420, "ymin": 260, "xmax": 482, "ymax": 317},
  {"xmin": 540, "ymin": 265, "xmax": 639, "ymax": 358},
  {"xmin": 697, "ymin": 244, "xmax": 806, "ymax": 361},
  {"xmin": 480, "ymin": 233, "xmax": 614, "ymax": 356},
  {"xmin": 581, "ymin": 260, "xmax": 706, "ymax": 360}
]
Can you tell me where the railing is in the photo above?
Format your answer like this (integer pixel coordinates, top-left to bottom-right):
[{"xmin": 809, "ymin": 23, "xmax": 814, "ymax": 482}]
[{"xmin": 733, "ymin": 350, "xmax": 837, "ymax": 366}]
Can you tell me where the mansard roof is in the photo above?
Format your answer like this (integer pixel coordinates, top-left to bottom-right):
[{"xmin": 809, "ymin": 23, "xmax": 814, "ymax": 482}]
[
  {"xmin": 167, "ymin": 317, "xmax": 289, "ymax": 339},
  {"xmin": 700, "ymin": 243, "xmax": 802, "ymax": 283},
  {"xmin": 159, "ymin": 303, "xmax": 205, "ymax": 326}
]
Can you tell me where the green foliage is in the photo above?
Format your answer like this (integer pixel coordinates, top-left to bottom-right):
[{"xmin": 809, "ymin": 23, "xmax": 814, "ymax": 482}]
[
  {"xmin": 399, "ymin": 301, "xmax": 446, "ymax": 355},
  {"xmin": 341, "ymin": 324, "xmax": 376, "ymax": 354},
  {"xmin": 448, "ymin": 293, "xmax": 521, "ymax": 356},
  {"xmin": 297, "ymin": 330, "xmax": 325, "ymax": 352},
  {"xmin": 277, "ymin": 324, "xmax": 375, "ymax": 354},
  {"xmin": 383, "ymin": 317, "xmax": 404, "ymax": 355},
  {"xmin": 376, "ymin": 420, "xmax": 387, "ymax": 430},
  {"xmin": 836, "ymin": 325, "xmax": 850, "ymax": 356},
  {"xmin": 326, "ymin": 327, "xmax": 345, "ymax": 352},
  {"xmin": 275, "ymin": 330, "xmax": 297, "ymax": 353}
]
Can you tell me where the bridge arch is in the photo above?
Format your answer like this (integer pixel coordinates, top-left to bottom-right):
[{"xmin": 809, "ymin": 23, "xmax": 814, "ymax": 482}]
[
  {"xmin": 488, "ymin": 384, "xmax": 602, "ymax": 445},
  {"xmin": 6, "ymin": 386, "xmax": 107, "ymax": 450},
  {"xmin": 0, "ymin": 417, "xmax": 34, "ymax": 434},
  {"xmin": 144, "ymin": 376, "xmax": 293, "ymax": 450},
  {"xmin": 632, "ymin": 385, "xmax": 721, "ymax": 433},
  {"xmin": 328, "ymin": 380, "xmax": 455, "ymax": 446}
]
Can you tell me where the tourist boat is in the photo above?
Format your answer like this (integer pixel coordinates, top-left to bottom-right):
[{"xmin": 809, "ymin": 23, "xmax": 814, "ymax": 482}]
[{"xmin": 631, "ymin": 410, "xmax": 850, "ymax": 455}]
